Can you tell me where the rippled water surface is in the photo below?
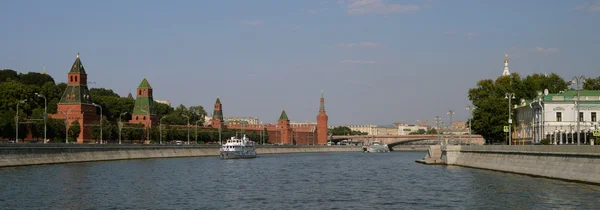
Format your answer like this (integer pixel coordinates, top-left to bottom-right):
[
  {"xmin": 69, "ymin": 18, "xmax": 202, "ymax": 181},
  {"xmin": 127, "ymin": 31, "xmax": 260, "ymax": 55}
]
[{"xmin": 1, "ymin": 152, "xmax": 599, "ymax": 209}]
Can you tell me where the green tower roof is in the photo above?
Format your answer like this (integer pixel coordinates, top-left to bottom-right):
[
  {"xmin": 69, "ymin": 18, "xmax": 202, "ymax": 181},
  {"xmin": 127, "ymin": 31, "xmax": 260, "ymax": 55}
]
[
  {"xmin": 69, "ymin": 53, "xmax": 86, "ymax": 74},
  {"xmin": 216, "ymin": 97, "xmax": 221, "ymax": 104},
  {"xmin": 59, "ymin": 85, "xmax": 93, "ymax": 104},
  {"xmin": 279, "ymin": 109, "xmax": 289, "ymax": 121},
  {"xmin": 138, "ymin": 77, "xmax": 152, "ymax": 89}
]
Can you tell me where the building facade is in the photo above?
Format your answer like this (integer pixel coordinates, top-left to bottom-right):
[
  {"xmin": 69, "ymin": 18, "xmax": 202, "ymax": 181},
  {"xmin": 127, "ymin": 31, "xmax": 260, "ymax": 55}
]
[
  {"xmin": 224, "ymin": 117, "xmax": 259, "ymax": 125},
  {"xmin": 210, "ymin": 92, "xmax": 328, "ymax": 145},
  {"xmin": 515, "ymin": 89, "xmax": 600, "ymax": 145},
  {"xmin": 129, "ymin": 78, "xmax": 157, "ymax": 128},
  {"xmin": 396, "ymin": 123, "xmax": 429, "ymax": 135},
  {"xmin": 49, "ymin": 53, "xmax": 100, "ymax": 143}
]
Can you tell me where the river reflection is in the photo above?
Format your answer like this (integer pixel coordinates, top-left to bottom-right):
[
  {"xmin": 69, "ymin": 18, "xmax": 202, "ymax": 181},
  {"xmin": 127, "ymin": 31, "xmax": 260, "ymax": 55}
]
[{"xmin": 0, "ymin": 152, "xmax": 599, "ymax": 209}]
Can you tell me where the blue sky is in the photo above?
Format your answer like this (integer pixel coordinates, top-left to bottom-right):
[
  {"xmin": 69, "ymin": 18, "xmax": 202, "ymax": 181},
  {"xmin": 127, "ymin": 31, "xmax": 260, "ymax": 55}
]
[{"xmin": 1, "ymin": 0, "xmax": 599, "ymax": 125}]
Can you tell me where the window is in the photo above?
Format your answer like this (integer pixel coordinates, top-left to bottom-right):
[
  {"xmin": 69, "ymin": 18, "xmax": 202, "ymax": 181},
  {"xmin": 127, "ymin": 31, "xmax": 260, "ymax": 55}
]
[
  {"xmin": 70, "ymin": 76, "xmax": 73, "ymax": 82},
  {"xmin": 579, "ymin": 112, "xmax": 584, "ymax": 122},
  {"xmin": 143, "ymin": 116, "xmax": 146, "ymax": 120},
  {"xmin": 138, "ymin": 90, "xmax": 142, "ymax": 95},
  {"xmin": 592, "ymin": 112, "xmax": 597, "ymax": 122},
  {"xmin": 75, "ymin": 76, "xmax": 78, "ymax": 82},
  {"xmin": 556, "ymin": 112, "xmax": 562, "ymax": 122},
  {"xmin": 143, "ymin": 90, "xmax": 146, "ymax": 95},
  {"xmin": 136, "ymin": 116, "xmax": 139, "ymax": 120}
]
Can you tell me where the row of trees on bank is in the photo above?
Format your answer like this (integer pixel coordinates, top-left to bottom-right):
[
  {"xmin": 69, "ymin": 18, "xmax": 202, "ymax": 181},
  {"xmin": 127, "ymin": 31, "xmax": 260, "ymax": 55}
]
[
  {"xmin": 468, "ymin": 72, "xmax": 600, "ymax": 144},
  {"xmin": 0, "ymin": 69, "xmax": 264, "ymax": 143}
]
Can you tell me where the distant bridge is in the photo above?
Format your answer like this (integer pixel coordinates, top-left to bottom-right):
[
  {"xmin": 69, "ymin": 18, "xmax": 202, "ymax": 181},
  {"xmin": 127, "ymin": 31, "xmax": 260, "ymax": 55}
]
[{"xmin": 331, "ymin": 134, "xmax": 485, "ymax": 147}]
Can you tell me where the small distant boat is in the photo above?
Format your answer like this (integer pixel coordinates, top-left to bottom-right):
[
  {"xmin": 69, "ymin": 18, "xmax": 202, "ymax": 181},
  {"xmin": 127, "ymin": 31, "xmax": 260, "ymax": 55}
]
[
  {"xmin": 363, "ymin": 142, "xmax": 390, "ymax": 153},
  {"xmin": 220, "ymin": 135, "xmax": 257, "ymax": 159}
]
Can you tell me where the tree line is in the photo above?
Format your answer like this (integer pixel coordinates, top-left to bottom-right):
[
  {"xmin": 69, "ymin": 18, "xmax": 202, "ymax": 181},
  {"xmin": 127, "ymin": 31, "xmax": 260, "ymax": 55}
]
[
  {"xmin": 0, "ymin": 69, "xmax": 269, "ymax": 143},
  {"xmin": 468, "ymin": 72, "xmax": 600, "ymax": 144}
]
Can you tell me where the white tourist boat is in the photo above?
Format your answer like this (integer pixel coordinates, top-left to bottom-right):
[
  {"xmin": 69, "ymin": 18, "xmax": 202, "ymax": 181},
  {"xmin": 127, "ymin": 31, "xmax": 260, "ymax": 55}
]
[
  {"xmin": 364, "ymin": 141, "xmax": 390, "ymax": 153},
  {"xmin": 220, "ymin": 135, "xmax": 257, "ymax": 159}
]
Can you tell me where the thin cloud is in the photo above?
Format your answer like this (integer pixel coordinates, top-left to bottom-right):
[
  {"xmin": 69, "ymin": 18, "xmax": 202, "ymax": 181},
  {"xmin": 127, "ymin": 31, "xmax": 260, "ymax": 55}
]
[
  {"xmin": 346, "ymin": 0, "xmax": 420, "ymax": 15},
  {"xmin": 570, "ymin": 2, "xmax": 600, "ymax": 12},
  {"xmin": 535, "ymin": 47, "xmax": 560, "ymax": 54},
  {"xmin": 341, "ymin": 60, "xmax": 376, "ymax": 64},
  {"xmin": 335, "ymin": 42, "xmax": 380, "ymax": 48},
  {"xmin": 240, "ymin": 20, "xmax": 263, "ymax": 26}
]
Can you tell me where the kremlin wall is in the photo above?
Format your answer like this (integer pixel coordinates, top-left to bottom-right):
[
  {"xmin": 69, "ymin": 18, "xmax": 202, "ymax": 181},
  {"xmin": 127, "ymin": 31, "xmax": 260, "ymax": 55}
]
[{"xmin": 45, "ymin": 53, "xmax": 328, "ymax": 145}]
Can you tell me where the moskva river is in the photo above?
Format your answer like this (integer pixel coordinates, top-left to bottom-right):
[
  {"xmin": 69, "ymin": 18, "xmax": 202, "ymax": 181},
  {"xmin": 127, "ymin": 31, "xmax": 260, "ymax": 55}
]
[{"xmin": 1, "ymin": 151, "xmax": 599, "ymax": 209}]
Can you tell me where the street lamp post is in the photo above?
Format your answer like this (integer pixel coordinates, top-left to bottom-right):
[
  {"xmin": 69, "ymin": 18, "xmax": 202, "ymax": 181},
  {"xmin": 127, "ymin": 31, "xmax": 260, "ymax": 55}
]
[
  {"xmin": 119, "ymin": 112, "xmax": 128, "ymax": 144},
  {"xmin": 139, "ymin": 109, "xmax": 151, "ymax": 143},
  {"xmin": 182, "ymin": 114, "xmax": 190, "ymax": 144},
  {"xmin": 434, "ymin": 116, "xmax": 442, "ymax": 144},
  {"xmin": 466, "ymin": 106, "xmax": 475, "ymax": 145},
  {"xmin": 159, "ymin": 116, "xmax": 167, "ymax": 145},
  {"xmin": 446, "ymin": 110, "xmax": 455, "ymax": 144},
  {"xmin": 15, "ymin": 99, "xmax": 28, "ymax": 143},
  {"xmin": 61, "ymin": 107, "xmax": 75, "ymax": 143},
  {"xmin": 35, "ymin": 93, "xmax": 47, "ymax": 143},
  {"xmin": 505, "ymin": 93, "xmax": 516, "ymax": 145},
  {"xmin": 92, "ymin": 103, "xmax": 103, "ymax": 144},
  {"xmin": 572, "ymin": 75, "xmax": 585, "ymax": 145}
]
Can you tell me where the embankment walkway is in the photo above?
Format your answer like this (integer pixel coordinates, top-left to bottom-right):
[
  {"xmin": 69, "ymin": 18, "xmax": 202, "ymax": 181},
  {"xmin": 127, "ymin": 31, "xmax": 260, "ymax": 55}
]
[{"xmin": 0, "ymin": 144, "xmax": 362, "ymax": 167}]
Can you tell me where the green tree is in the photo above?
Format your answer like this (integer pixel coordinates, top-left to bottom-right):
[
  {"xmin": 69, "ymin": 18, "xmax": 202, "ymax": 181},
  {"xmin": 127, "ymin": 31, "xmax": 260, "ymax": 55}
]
[
  {"xmin": 19, "ymin": 72, "xmax": 55, "ymax": 86},
  {"xmin": 29, "ymin": 108, "xmax": 45, "ymax": 140},
  {"xmin": 583, "ymin": 76, "xmax": 600, "ymax": 90},
  {"xmin": 0, "ymin": 69, "xmax": 19, "ymax": 83},
  {"xmin": 468, "ymin": 73, "xmax": 568, "ymax": 144},
  {"xmin": 48, "ymin": 118, "xmax": 66, "ymax": 142},
  {"xmin": 409, "ymin": 129, "xmax": 426, "ymax": 135},
  {"xmin": 68, "ymin": 120, "xmax": 81, "ymax": 142},
  {"xmin": 426, "ymin": 127, "xmax": 438, "ymax": 134}
]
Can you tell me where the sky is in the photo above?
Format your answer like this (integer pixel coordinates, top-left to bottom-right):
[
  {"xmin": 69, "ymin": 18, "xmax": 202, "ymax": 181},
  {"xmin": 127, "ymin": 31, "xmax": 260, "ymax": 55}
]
[{"xmin": 1, "ymin": 0, "xmax": 599, "ymax": 126}]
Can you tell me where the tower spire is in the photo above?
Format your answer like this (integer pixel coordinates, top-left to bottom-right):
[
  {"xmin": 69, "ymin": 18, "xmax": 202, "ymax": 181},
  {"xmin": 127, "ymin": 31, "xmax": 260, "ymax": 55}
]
[
  {"xmin": 319, "ymin": 91, "xmax": 325, "ymax": 112},
  {"xmin": 502, "ymin": 53, "xmax": 510, "ymax": 76}
]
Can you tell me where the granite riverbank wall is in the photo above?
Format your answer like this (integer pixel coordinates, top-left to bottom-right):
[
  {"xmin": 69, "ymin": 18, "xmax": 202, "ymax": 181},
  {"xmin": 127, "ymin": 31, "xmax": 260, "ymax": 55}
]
[
  {"xmin": 0, "ymin": 144, "xmax": 362, "ymax": 167},
  {"xmin": 442, "ymin": 145, "xmax": 600, "ymax": 184}
]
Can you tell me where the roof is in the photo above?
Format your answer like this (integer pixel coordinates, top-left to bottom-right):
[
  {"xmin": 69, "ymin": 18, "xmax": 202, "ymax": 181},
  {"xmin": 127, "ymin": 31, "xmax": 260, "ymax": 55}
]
[
  {"xmin": 69, "ymin": 54, "xmax": 87, "ymax": 74},
  {"xmin": 138, "ymin": 78, "xmax": 152, "ymax": 89},
  {"xmin": 279, "ymin": 109, "xmax": 289, "ymax": 121},
  {"xmin": 543, "ymin": 90, "xmax": 600, "ymax": 102},
  {"xmin": 59, "ymin": 85, "xmax": 93, "ymax": 104},
  {"xmin": 216, "ymin": 97, "xmax": 221, "ymax": 104},
  {"xmin": 516, "ymin": 90, "xmax": 600, "ymax": 109},
  {"xmin": 132, "ymin": 93, "xmax": 155, "ymax": 115}
]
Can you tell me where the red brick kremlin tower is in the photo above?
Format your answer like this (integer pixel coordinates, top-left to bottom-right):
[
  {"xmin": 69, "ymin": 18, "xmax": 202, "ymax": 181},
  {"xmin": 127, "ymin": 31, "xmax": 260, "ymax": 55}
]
[
  {"xmin": 211, "ymin": 97, "xmax": 224, "ymax": 128},
  {"xmin": 129, "ymin": 77, "xmax": 157, "ymax": 128},
  {"xmin": 277, "ymin": 109, "xmax": 291, "ymax": 144},
  {"xmin": 316, "ymin": 91, "xmax": 329, "ymax": 145},
  {"xmin": 51, "ymin": 53, "xmax": 99, "ymax": 143}
]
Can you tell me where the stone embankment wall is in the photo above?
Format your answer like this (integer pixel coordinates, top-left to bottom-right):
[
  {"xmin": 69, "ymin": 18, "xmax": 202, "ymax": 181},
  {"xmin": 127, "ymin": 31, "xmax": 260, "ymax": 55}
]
[
  {"xmin": 442, "ymin": 145, "xmax": 600, "ymax": 184},
  {"xmin": 0, "ymin": 144, "xmax": 361, "ymax": 167}
]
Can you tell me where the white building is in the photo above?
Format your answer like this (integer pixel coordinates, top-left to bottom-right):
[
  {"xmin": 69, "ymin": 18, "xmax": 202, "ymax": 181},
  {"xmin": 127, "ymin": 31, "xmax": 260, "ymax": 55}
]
[
  {"xmin": 514, "ymin": 89, "xmax": 599, "ymax": 145},
  {"xmin": 397, "ymin": 124, "xmax": 429, "ymax": 135},
  {"xmin": 155, "ymin": 100, "xmax": 171, "ymax": 106},
  {"xmin": 224, "ymin": 117, "xmax": 260, "ymax": 125}
]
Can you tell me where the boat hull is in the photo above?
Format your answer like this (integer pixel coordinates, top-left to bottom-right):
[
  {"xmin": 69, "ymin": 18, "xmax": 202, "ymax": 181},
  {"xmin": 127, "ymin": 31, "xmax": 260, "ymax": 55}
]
[
  {"xmin": 365, "ymin": 145, "xmax": 390, "ymax": 153},
  {"xmin": 220, "ymin": 151, "xmax": 257, "ymax": 159}
]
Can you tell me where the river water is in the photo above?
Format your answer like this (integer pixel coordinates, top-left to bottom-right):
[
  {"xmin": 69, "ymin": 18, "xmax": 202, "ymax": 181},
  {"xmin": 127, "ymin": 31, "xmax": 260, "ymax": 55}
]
[{"xmin": 1, "ymin": 151, "xmax": 599, "ymax": 209}]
